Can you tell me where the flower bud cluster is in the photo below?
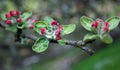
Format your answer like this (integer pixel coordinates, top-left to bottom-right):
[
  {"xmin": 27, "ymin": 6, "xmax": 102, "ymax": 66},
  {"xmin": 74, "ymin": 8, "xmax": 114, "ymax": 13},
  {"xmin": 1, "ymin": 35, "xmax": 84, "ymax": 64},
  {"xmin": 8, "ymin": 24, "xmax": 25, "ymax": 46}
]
[
  {"xmin": 91, "ymin": 19, "xmax": 109, "ymax": 32},
  {"xmin": 5, "ymin": 10, "xmax": 37, "ymax": 29},
  {"xmin": 5, "ymin": 10, "xmax": 21, "ymax": 25},
  {"xmin": 40, "ymin": 20, "xmax": 63, "ymax": 40}
]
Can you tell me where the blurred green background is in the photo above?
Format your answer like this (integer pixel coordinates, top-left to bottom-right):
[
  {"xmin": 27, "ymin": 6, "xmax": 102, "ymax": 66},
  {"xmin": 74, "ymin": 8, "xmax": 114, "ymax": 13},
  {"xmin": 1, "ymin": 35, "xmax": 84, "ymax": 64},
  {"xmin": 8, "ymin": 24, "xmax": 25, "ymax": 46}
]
[{"xmin": 0, "ymin": 0, "xmax": 120, "ymax": 70}]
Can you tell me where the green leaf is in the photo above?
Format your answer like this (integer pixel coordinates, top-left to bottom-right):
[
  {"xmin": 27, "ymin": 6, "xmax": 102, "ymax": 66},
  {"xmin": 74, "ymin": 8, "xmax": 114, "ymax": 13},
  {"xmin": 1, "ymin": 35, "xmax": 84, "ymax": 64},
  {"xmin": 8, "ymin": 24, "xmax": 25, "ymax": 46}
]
[
  {"xmin": 106, "ymin": 17, "xmax": 120, "ymax": 30},
  {"xmin": 0, "ymin": 12, "xmax": 7, "ymax": 20},
  {"xmin": 100, "ymin": 34, "xmax": 113, "ymax": 44},
  {"xmin": 44, "ymin": 16, "xmax": 53, "ymax": 29},
  {"xmin": 20, "ymin": 12, "xmax": 32, "ymax": 21},
  {"xmin": 44, "ymin": 16, "xmax": 53, "ymax": 24},
  {"xmin": 80, "ymin": 16, "xmax": 94, "ymax": 31},
  {"xmin": 17, "ymin": 22, "xmax": 26, "ymax": 29},
  {"xmin": 6, "ymin": 25, "xmax": 17, "ymax": 32},
  {"xmin": 83, "ymin": 34, "xmax": 99, "ymax": 42},
  {"xmin": 62, "ymin": 24, "xmax": 76, "ymax": 35},
  {"xmin": 32, "ymin": 38, "xmax": 49, "ymax": 53},
  {"xmin": 34, "ymin": 21, "xmax": 46, "ymax": 34},
  {"xmin": 58, "ymin": 39, "xmax": 67, "ymax": 45},
  {"xmin": 35, "ymin": 21, "xmax": 46, "ymax": 28}
]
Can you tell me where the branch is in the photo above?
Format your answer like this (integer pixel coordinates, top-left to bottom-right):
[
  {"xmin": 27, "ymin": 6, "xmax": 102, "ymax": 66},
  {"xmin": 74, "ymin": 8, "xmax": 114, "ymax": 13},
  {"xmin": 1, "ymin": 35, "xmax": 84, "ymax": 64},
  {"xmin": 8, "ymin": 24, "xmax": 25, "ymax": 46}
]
[
  {"xmin": 23, "ymin": 34, "xmax": 94, "ymax": 55},
  {"xmin": 0, "ymin": 19, "xmax": 94, "ymax": 55},
  {"xmin": 50, "ymin": 39, "xmax": 94, "ymax": 55}
]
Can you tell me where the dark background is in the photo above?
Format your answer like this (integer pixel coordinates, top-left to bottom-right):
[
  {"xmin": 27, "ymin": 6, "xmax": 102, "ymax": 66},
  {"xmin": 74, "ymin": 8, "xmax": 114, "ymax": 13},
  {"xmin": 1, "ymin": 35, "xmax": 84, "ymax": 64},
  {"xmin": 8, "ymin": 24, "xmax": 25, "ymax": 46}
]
[{"xmin": 0, "ymin": 0, "xmax": 120, "ymax": 70}]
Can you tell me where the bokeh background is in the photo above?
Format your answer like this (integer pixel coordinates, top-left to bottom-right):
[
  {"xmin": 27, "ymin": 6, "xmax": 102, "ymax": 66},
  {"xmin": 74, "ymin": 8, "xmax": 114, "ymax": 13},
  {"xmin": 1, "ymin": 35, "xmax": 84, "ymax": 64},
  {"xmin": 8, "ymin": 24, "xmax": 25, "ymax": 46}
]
[{"xmin": 0, "ymin": 0, "xmax": 120, "ymax": 70}]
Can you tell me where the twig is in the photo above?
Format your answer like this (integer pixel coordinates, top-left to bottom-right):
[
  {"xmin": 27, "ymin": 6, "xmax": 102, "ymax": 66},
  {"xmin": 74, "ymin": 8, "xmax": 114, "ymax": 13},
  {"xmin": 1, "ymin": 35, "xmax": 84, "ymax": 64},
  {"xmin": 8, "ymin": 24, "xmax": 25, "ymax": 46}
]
[
  {"xmin": 50, "ymin": 39, "xmax": 94, "ymax": 55},
  {"xmin": 22, "ymin": 34, "xmax": 94, "ymax": 55}
]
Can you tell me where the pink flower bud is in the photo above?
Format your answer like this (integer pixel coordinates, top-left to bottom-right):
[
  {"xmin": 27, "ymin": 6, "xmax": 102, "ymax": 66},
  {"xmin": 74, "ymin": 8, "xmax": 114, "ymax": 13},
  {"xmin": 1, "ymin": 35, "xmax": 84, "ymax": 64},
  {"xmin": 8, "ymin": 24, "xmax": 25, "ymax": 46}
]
[
  {"xmin": 16, "ymin": 10, "xmax": 21, "ymax": 16},
  {"xmin": 92, "ymin": 21, "xmax": 98, "ymax": 28},
  {"xmin": 56, "ymin": 35, "xmax": 61, "ymax": 40},
  {"xmin": 17, "ymin": 18, "xmax": 22, "ymax": 22},
  {"xmin": 29, "ymin": 25, "xmax": 34, "ymax": 29},
  {"xmin": 59, "ymin": 25, "xmax": 63, "ymax": 30},
  {"xmin": 55, "ymin": 29, "xmax": 61, "ymax": 35},
  {"xmin": 5, "ymin": 13, "xmax": 11, "ymax": 18},
  {"xmin": 40, "ymin": 28, "xmax": 46, "ymax": 34},
  {"xmin": 51, "ymin": 20, "xmax": 59, "ymax": 26},
  {"xmin": 33, "ymin": 19, "xmax": 37, "ymax": 23},
  {"xmin": 6, "ymin": 20, "xmax": 12, "ymax": 25},
  {"xmin": 104, "ymin": 22, "xmax": 109, "ymax": 27},
  {"xmin": 10, "ymin": 10, "xmax": 16, "ymax": 16},
  {"xmin": 103, "ymin": 27, "xmax": 108, "ymax": 32},
  {"xmin": 92, "ymin": 23, "xmax": 95, "ymax": 27},
  {"xmin": 103, "ymin": 22, "xmax": 109, "ymax": 32}
]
